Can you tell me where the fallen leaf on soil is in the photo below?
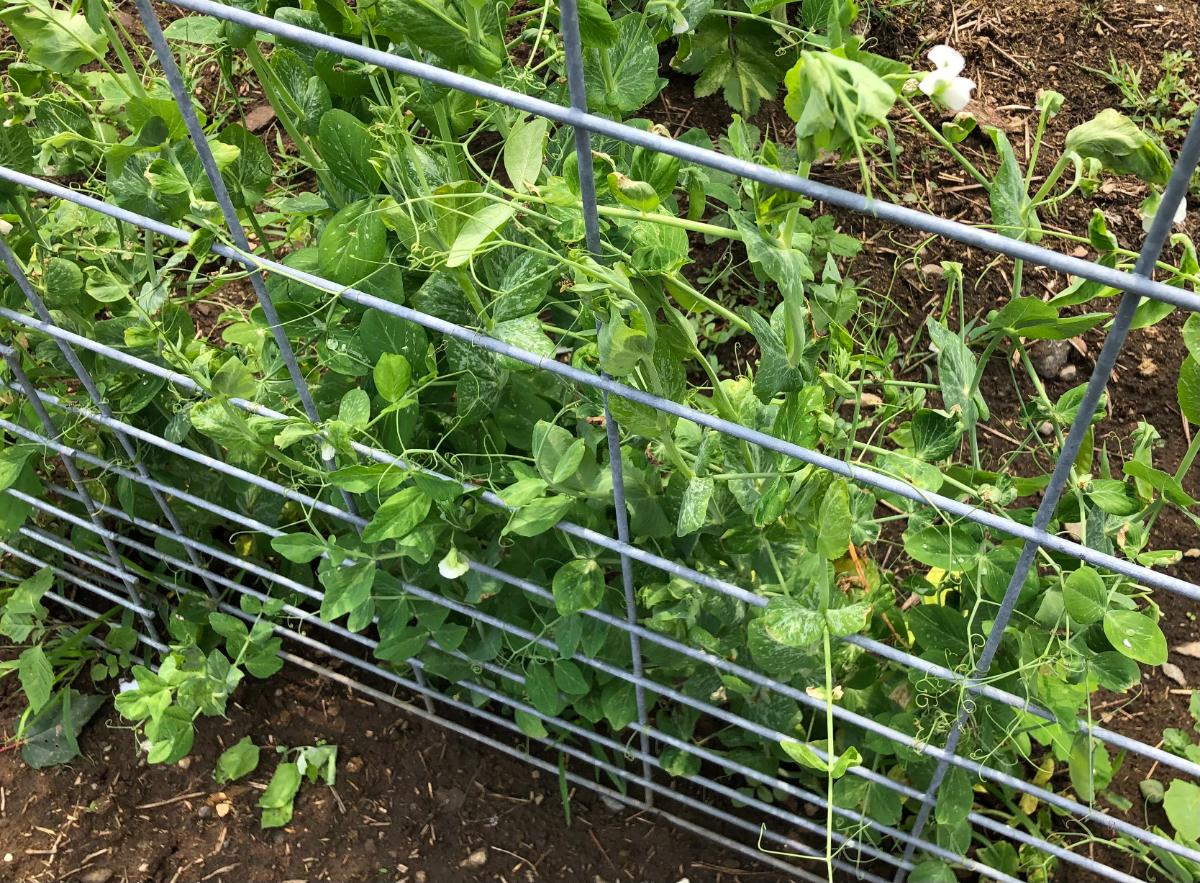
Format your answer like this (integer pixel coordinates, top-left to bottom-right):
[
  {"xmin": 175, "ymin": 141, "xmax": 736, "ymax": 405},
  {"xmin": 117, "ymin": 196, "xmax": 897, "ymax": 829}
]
[
  {"xmin": 1161, "ymin": 662, "xmax": 1188, "ymax": 687},
  {"xmin": 1175, "ymin": 641, "xmax": 1200, "ymax": 659},
  {"xmin": 215, "ymin": 801, "xmax": 233, "ymax": 818},
  {"xmin": 245, "ymin": 105, "xmax": 276, "ymax": 132}
]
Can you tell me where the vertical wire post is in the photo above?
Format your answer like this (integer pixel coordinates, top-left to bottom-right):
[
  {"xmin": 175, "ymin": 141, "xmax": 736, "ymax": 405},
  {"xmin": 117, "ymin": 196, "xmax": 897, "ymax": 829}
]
[
  {"xmin": 0, "ymin": 238, "xmax": 222, "ymax": 601},
  {"xmin": 0, "ymin": 343, "xmax": 162, "ymax": 646},
  {"xmin": 133, "ymin": 2, "xmax": 442, "ymax": 716},
  {"xmin": 895, "ymin": 109, "xmax": 1200, "ymax": 878},
  {"xmin": 558, "ymin": 0, "xmax": 654, "ymax": 806},
  {"xmin": 132, "ymin": 0, "xmax": 358, "ymax": 521}
]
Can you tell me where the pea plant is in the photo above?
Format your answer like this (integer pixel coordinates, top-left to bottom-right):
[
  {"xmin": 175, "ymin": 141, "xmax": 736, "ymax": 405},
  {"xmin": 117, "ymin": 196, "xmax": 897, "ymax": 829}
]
[{"xmin": 0, "ymin": 0, "xmax": 1198, "ymax": 878}]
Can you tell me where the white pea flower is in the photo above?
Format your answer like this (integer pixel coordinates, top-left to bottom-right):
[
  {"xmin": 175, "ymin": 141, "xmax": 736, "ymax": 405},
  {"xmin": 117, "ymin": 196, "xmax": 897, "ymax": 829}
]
[
  {"xmin": 919, "ymin": 45, "xmax": 976, "ymax": 112},
  {"xmin": 118, "ymin": 679, "xmax": 138, "ymax": 694}
]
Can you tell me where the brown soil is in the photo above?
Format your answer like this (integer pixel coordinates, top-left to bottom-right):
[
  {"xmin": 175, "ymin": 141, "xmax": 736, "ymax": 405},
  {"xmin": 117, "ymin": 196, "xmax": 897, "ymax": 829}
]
[{"xmin": 0, "ymin": 649, "xmax": 775, "ymax": 883}]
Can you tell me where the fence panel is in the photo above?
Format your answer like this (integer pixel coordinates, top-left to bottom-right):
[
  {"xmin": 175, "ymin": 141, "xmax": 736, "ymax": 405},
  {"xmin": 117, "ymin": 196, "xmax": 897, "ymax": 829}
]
[{"xmin": 1, "ymin": 2, "xmax": 1199, "ymax": 880}]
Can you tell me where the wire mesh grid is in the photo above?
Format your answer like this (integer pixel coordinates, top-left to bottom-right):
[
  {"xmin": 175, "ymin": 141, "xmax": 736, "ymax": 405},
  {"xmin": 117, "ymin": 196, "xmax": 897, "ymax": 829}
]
[{"xmin": 0, "ymin": 1, "xmax": 1198, "ymax": 880}]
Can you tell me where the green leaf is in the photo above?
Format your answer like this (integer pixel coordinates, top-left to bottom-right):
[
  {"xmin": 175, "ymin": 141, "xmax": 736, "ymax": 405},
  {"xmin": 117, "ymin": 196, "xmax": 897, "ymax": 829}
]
[
  {"xmin": 1069, "ymin": 734, "xmax": 1112, "ymax": 803},
  {"xmin": 0, "ymin": 444, "xmax": 36, "ymax": 494},
  {"xmin": 761, "ymin": 597, "xmax": 822, "ymax": 650},
  {"xmin": 338, "ymin": 388, "xmax": 371, "ymax": 429},
  {"xmin": 318, "ymin": 558, "xmax": 376, "ymax": 622},
  {"xmin": 162, "ymin": 16, "xmax": 224, "ymax": 43},
  {"xmin": 362, "ymin": 486, "xmax": 432, "ymax": 543},
  {"xmin": 503, "ymin": 495, "xmax": 573, "ymax": 537},
  {"xmin": 0, "ymin": 2, "xmax": 107, "ymax": 73},
  {"xmin": 218, "ymin": 123, "xmax": 272, "ymax": 209},
  {"xmin": 987, "ymin": 128, "xmax": 1035, "ymax": 240},
  {"xmin": 552, "ymin": 559, "xmax": 604, "ymax": 616},
  {"xmin": 817, "ymin": 480, "xmax": 852, "ymax": 560},
  {"xmin": 373, "ymin": 353, "xmax": 413, "ymax": 403},
  {"xmin": 903, "ymin": 523, "xmax": 984, "ymax": 571},
  {"xmin": 780, "ymin": 738, "xmax": 827, "ymax": 771},
  {"xmin": 827, "ymin": 745, "xmax": 862, "ymax": 779},
  {"xmin": 271, "ymin": 533, "xmax": 328, "ymax": 564},
  {"xmin": 215, "ymin": 736, "xmax": 260, "ymax": 784},
  {"xmin": 503, "ymin": 117, "xmax": 548, "ymax": 193},
  {"xmin": 1065, "ymin": 109, "xmax": 1173, "ymax": 186},
  {"xmin": 1103, "ymin": 610, "xmax": 1167, "ymax": 665},
  {"xmin": 1178, "ymin": 355, "xmax": 1200, "ymax": 425},
  {"xmin": 582, "ymin": 15, "xmax": 666, "ymax": 116},
  {"xmin": 376, "ymin": 0, "xmax": 501, "ymax": 73},
  {"xmin": 20, "ymin": 689, "xmax": 104, "ymax": 769},
  {"xmin": 18, "ymin": 645, "xmax": 54, "ymax": 714},
  {"xmin": 524, "ymin": 661, "xmax": 563, "ymax": 716},
  {"xmin": 909, "ymin": 859, "xmax": 956, "ymax": 883},
  {"xmin": 907, "ymin": 606, "xmax": 968, "ymax": 654},
  {"xmin": 910, "ymin": 409, "xmax": 962, "ymax": 462},
  {"xmin": 1086, "ymin": 478, "xmax": 1142, "ymax": 516},
  {"xmin": 1164, "ymin": 780, "xmax": 1200, "ymax": 841},
  {"xmin": 682, "ymin": 20, "xmax": 785, "ymax": 116},
  {"xmin": 258, "ymin": 761, "xmax": 302, "ymax": 828},
  {"xmin": 676, "ymin": 476, "xmax": 714, "ymax": 537},
  {"xmin": 783, "ymin": 50, "xmax": 900, "ymax": 163},
  {"xmin": 576, "ymin": 0, "xmax": 618, "ymax": 47},
  {"xmin": 552, "ymin": 659, "xmax": 589, "ymax": 696},
  {"xmin": 926, "ymin": 318, "xmax": 982, "ymax": 429},
  {"xmin": 1063, "ymin": 566, "xmax": 1107, "ymax": 625},
  {"xmin": 316, "ymin": 109, "xmax": 381, "ymax": 196},
  {"xmin": 825, "ymin": 602, "xmax": 870, "ymax": 638},
  {"xmin": 318, "ymin": 198, "xmax": 386, "ymax": 285},
  {"xmin": 446, "ymin": 202, "xmax": 514, "ymax": 268}
]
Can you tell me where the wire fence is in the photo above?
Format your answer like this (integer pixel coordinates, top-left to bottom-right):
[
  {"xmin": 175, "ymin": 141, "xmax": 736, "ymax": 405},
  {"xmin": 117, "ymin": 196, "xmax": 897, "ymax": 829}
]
[{"xmin": 1, "ymin": 2, "xmax": 1199, "ymax": 880}]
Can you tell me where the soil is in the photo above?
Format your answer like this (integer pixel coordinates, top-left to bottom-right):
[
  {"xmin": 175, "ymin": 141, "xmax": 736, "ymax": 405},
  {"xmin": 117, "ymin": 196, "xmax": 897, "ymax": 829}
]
[{"xmin": 0, "ymin": 649, "xmax": 778, "ymax": 883}]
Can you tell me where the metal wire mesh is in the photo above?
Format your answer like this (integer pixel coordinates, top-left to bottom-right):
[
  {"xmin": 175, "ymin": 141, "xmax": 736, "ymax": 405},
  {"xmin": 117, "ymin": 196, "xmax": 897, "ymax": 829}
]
[{"xmin": 1, "ymin": 1, "xmax": 1199, "ymax": 880}]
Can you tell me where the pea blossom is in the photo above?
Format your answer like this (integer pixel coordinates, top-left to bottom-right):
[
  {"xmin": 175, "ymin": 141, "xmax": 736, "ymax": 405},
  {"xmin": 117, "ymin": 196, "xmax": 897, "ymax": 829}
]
[{"xmin": 919, "ymin": 45, "xmax": 976, "ymax": 112}]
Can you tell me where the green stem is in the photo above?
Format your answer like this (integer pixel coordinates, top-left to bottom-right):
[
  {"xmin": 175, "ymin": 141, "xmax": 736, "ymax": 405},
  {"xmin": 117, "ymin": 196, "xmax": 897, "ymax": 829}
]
[{"xmin": 901, "ymin": 95, "xmax": 990, "ymax": 189}]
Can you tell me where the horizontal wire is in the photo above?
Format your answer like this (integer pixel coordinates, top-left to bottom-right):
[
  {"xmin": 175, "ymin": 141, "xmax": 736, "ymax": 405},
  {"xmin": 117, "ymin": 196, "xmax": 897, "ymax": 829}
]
[
  {"xmin": 4, "ymin": 409, "xmax": 1193, "ymax": 867},
  {"xmin": 13, "ymin": 381, "xmax": 1200, "ymax": 802},
  {"xmin": 5, "ymin": 423, "xmax": 1195, "ymax": 868},
  {"xmin": 2, "ymin": 185, "xmax": 1199, "ymax": 607},
  {"xmin": 6, "ymin": 321, "xmax": 1198, "ymax": 788},
  {"xmin": 157, "ymin": 0, "xmax": 1200, "ymax": 312},
  {"xmin": 0, "ymin": 538, "xmax": 155, "ymax": 618},
  {"xmin": 10, "ymin": 490, "xmax": 919, "ymax": 873},
  {"xmin": 9, "ymin": 506, "xmax": 1148, "ymax": 882}
]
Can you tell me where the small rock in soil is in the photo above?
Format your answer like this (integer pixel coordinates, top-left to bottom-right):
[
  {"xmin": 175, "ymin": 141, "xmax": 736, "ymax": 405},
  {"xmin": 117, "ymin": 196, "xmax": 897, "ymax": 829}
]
[
  {"xmin": 459, "ymin": 847, "xmax": 488, "ymax": 869},
  {"xmin": 80, "ymin": 870, "xmax": 114, "ymax": 883},
  {"xmin": 1031, "ymin": 340, "xmax": 1070, "ymax": 379},
  {"xmin": 197, "ymin": 804, "xmax": 213, "ymax": 819},
  {"xmin": 177, "ymin": 757, "xmax": 192, "ymax": 771},
  {"xmin": 1038, "ymin": 421, "xmax": 1055, "ymax": 438},
  {"xmin": 1058, "ymin": 364, "xmax": 1077, "ymax": 381},
  {"xmin": 434, "ymin": 785, "xmax": 465, "ymax": 813},
  {"xmin": 245, "ymin": 104, "xmax": 276, "ymax": 132},
  {"xmin": 1161, "ymin": 662, "xmax": 1188, "ymax": 687},
  {"xmin": 1175, "ymin": 641, "xmax": 1200, "ymax": 658},
  {"xmin": 1139, "ymin": 356, "xmax": 1158, "ymax": 377},
  {"xmin": 1186, "ymin": 548, "xmax": 1200, "ymax": 559}
]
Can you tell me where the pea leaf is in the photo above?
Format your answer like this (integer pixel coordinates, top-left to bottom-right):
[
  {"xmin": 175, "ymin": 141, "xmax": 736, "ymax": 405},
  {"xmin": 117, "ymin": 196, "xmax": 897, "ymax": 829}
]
[
  {"xmin": 503, "ymin": 117, "xmax": 548, "ymax": 193},
  {"xmin": 524, "ymin": 661, "xmax": 563, "ymax": 716},
  {"xmin": 0, "ymin": 2, "xmax": 108, "ymax": 73},
  {"xmin": 362, "ymin": 487, "xmax": 432, "ymax": 544},
  {"xmin": 318, "ymin": 199, "xmax": 386, "ymax": 285},
  {"xmin": 258, "ymin": 761, "xmax": 301, "ymax": 828},
  {"xmin": 373, "ymin": 353, "xmax": 413, "ymax": 403},
  {"xmin": 1164, "ymin": 780, "xmax": 1200, "ymax": 842},
  {"xmin": 446, "ymin": 203, "xmax": 515, "ymax": 268},
  {"xmin": 317, "ymin": 109, "xmax": 381, "ymax": 196},
  {"xmin": 761, "ymin": 597, "xmax": 822, "ymax": 650},
  {"xmin": 582, "ymin": 15, "xmax": 666, "ymax": 116},
  {"xmin": 817, "ymin": 480, "xmax": 852, "ymax": 560},
  {"xmin": 1063, "ymin": 566, "xmax": 1107, "ymax": 625},
  {"xmin": 18, "ymin": 645, "xmax": 54, "ymax": 714},
  {"xmin": 214, "ymin": 736, "xmax": 260, "ymax": 784},
  {"xmin": 1178, "ymin": 355, "xmax": 1200, "ymax": 425},
  {"xmin": 1065, "ymin": 109, "xmax": 1173, "ymax": 186},
  {"xmin": 676, "ymin": 476, "xmax": 714, "ymax": 537},
  {"xmin": 1103, "ymin": 610, "xmax": 1167, "ymax": 665},
  {"xmin": 271, "ymin": 533, "xmax": 328, "ymax": 564},
  {"xmin": 552, "ymin": 559, "xmax": 604, "ymax": 616}
]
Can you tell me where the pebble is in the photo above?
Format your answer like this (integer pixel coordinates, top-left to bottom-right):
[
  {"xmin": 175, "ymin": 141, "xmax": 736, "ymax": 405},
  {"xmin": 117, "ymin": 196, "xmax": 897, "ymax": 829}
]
[
  {"xmin": 197, "ymin": 804, "xmax": 213, "ymax": 819},
  {"xmin": 459, "ymin": 848, "xmax": 488, "ymax": 869},
  {"xmin": 1185, "ymin": 548, "xmax": 1200, "ymax": 559},
  {"xmin": 176, "ymin": 757, "xmax": 192, "ymax": 771},
  {"xmin": 2, "ymin": 854, "xmax": 11, "ymax": 863},
  {"xmin": 80, "ymin": 871, "xmax": 114, "ymax": 883},
  {"xmin": 1161, "ymin": 662, "xmax": 1188, "ymax": 687},
  {"xmin": 415, "ymin": 871, "xmax": 428, "ymax": 883},
  {"xmin": 1058, "ymin": 364, "xmax": 1077, "ymax": 381},
  {"xmin": 1031, "ymin": 339, "xmax": 1070, "ymax": 379},
  {"xmin": 1038, "ymin": 421, "xmax": 1055, "ymax": 438}
]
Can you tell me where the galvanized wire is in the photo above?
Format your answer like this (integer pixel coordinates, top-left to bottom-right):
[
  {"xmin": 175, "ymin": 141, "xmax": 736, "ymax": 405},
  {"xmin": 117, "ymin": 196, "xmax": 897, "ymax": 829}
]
[{"xmin": 1, "ymin": 2, "xmax": 1198, "ymax": 879}]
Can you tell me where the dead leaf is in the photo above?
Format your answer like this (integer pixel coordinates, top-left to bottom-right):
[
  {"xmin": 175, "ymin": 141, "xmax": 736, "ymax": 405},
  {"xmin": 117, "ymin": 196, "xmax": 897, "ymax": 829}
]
[
  {"xmin": 1161, "ymin": 662, "xmax": 1188, "ymax": 687},
  {"xmin": 215, "ymin": 801, "xmax": 233, "ymax": 818},
  {"xmin": 245, "ymin": 105, "xmax": 276, "ymax": 132}
]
